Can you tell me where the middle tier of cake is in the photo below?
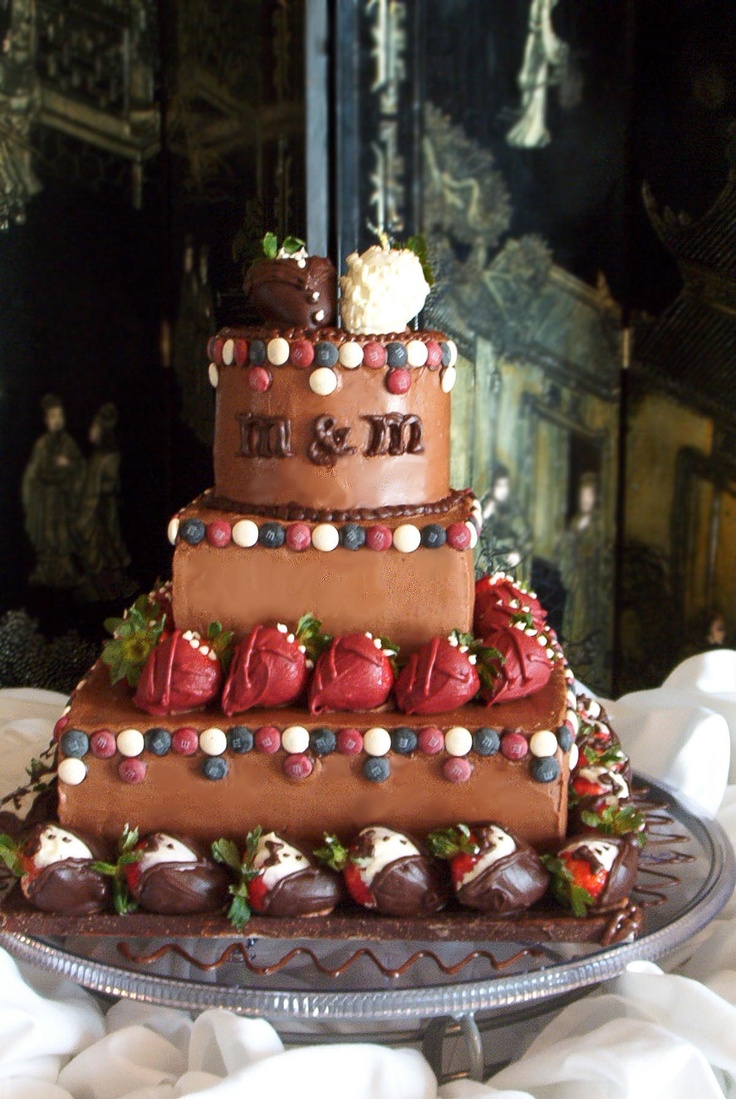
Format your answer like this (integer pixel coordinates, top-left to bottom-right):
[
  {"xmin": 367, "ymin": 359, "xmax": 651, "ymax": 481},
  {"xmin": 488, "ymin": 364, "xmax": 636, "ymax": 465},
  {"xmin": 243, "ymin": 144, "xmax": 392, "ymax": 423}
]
[{"xmin": 169, "ymin": 490, "xmax": 478, "ymax": 651}]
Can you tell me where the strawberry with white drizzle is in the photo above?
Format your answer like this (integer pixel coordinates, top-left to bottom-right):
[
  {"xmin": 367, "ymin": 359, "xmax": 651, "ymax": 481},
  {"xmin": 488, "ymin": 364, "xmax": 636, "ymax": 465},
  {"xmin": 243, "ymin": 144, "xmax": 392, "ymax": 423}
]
[
  {"xmin": 428, "ymin": 822, "xmax": 550, "ymax": 914},
  {"xmin": 315, "ymin": 826, "xmax": 448, "ymax": 917}
]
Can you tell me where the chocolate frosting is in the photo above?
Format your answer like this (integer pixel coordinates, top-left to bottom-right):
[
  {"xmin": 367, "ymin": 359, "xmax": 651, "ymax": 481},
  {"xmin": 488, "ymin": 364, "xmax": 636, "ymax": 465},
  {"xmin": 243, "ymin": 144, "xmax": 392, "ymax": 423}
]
[
  {"xmin": 598, "ymin": 835, "xmax": 640, "ymax": 909},
  {"xmin": 243, "ymin": 256, "xmax": 337, "ymax": 329},
  {"xmin": 370, "ymin": 854, "xmax": 449, "ymax": 917},
  {"xmin": 257, "ymin": 866, "xmax": 344, "ymax": 917},
  {"xmin": 131, "ymin": 836, "xmax": 230, "ymax": 915}
]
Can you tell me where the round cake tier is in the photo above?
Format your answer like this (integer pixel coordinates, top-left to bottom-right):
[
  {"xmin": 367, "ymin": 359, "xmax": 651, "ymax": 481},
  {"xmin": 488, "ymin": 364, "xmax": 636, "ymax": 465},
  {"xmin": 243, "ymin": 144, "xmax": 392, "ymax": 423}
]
[{"xmin": 209, "ymin": 327, "xmax": 457, "ymax": 512}]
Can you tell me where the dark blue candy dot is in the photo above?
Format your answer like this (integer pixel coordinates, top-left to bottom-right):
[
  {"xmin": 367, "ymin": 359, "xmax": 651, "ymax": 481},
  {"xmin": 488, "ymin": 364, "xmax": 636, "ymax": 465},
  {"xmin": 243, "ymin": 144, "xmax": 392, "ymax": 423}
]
[
  {"xmin": 310, "ymin": 727, "xmax": 336, "ymax": 756},
  {"xmin": 145, "ymin": 728, "xmax": 171, "ymax": 756},
  {"xmin": 314, "ymin": 341, "xmax": 339, "ymax": 367},
  {"xmin": 228, "ymin": 726, "xmax": 254, "ymax": 753},
  {"xmin": 386, "ymin": 341, "xmax": 408, "ymax": 368},
  {"xmin": 420, "ymin": 524, "xmax": 446, "ymax": 549},
  {"xmin": 391, "ymin": 727, "xmax": 418, "ymax": 755},
  {"xmin": 531, "ymin": 756, "xmax": 560, "ymax": 783},
  {"xmin": 202, "ymin": 756, "xmax": 229, "ymax": 781},
  {"xmin": 473, "ymin": 728, "xmax": 500, "ymax": 756},
  {"xmin": 249, "ymin": 339, "xmax": 266, "ymax": 365},
  {"xmin": 180, "ymin": 517, "xmax": 206, "ymax": 545},
  {"xmin": 259, "ymin": 521, "xmax": 285, "ymax": 548},
  {"xmin": 340, "ymin": 523, "xmax": 366, "ymax": 550},
  {"xmin": 363, "ymin": 757, "xmax": 390, "ymax": 783},
  {"xmin": 556, "ymin": 725, "xmax": 574, "ymax": 753},
  {"xmin": 61, "ymin": 729, "xmax": 89, "ymax": 758},
  {"xmin": 440, "ymin": 342, "xmax": 452, "ymax": 367}
]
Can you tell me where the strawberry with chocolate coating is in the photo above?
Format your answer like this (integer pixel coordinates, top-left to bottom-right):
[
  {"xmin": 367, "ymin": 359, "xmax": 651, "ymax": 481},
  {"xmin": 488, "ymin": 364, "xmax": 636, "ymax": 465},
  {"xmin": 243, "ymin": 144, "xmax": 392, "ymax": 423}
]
[
  {"xmin": 120, "ymin": 831, "xmax": 230, "ymax": 915},
  {"xmin": 474, "ymin": 573, "xmax": 546, "ymax": 637},
  {"xmin": 315, "ymin": 827, "xmax": 448, "ymax": 917},
  {"xmin": 134, "ymin": 623, "xmax": 232, "ymax": 715},
  {"xmin": 244, "ymin": 234, "xmax": 337, "ymax": 329},
  {"xmin": 542, "ymin": 834, "xmax": 640, "ymax": 916},
  {"xmin": 395, "ymin": 632, "xmax": 498, "ymax": 715},
  {"xmin": 308, "ymin": 632, "xmax": 397, "ymax": 713},
  {"xmin": 0, "ymin": 823, "xmax": 110, "ymax": 915},
  {"xmin": 428, "ymin": 822, "xmax": 550, "ymax": 915},
  {"xmin": 223, "ymin": 615, "xmax": 326, "ymax": 714}
]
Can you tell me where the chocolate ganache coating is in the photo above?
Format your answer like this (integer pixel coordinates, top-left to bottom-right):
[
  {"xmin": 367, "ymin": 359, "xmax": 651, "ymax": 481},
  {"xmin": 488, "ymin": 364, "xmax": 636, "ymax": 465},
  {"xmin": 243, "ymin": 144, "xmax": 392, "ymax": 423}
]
[
  {"xmin": 243, "ymin": 255, "xmax": 337, "ymax": 329},
  {"xmin": 597, "ymin": 835, "xmax": 640, "ymax": 910},
  {"xmin": 455, "ymin": 825, "xmax": 551, "ymax": 915},
  {"xmin": 20, "ymin": 823, "xmax": 110, "ymax": 916},
  {"xmin": 131, "ymin": 835, "xmax": 230, "ymax": 915},
  {"xmin": 370, "ymin": 854, "xmax": 449, "ymax": 917},
  {"xmin": 255, "ymin": 836, "xmax": 345, "ymax": 917}
]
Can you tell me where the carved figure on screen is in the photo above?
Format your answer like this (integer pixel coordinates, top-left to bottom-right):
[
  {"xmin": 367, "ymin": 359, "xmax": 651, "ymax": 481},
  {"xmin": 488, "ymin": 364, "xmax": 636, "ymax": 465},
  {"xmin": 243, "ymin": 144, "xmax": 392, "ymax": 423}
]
[
  {"xmin": 557, "ymin": 471, "xmax": 608, "ymax": 665},
  {"xmin": 75, "ymin": 403, "xmax": 132, "ymax": 600},
  {"xmin": 477, "ymin": 464, "xmax": 533, "ymax": 583},
  {"xmin": 22, "ymin": 395, "xmax": 84, "ymax": 588},
  {"xmin": 173, "ymin": 236, "xmax": 215, "ymax": 447},
  {"xmin": 506, "ymin": 0, "xmax": 570, "ymax": 149},
  {"xmin": 0, "ymin": 0, "xmax": 41, "ymax": 228}
]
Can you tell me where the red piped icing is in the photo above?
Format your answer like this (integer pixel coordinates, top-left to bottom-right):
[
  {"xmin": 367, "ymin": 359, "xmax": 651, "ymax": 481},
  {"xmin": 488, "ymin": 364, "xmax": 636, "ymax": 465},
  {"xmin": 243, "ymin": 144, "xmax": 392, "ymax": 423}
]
[
  {"xmin": 222, "ymin": 625, "xmax": 308, "ymax": 714},
  {"xmin": 309, "ymin": 634, "xmax": 394, "ymax": 714},
  {"xmin": 134, "ymin": 631, "xmax": 223, "ymax": 716},
  {"xmin": 395, "ymin": 637, "xmax": 480, "ymax": 715}
]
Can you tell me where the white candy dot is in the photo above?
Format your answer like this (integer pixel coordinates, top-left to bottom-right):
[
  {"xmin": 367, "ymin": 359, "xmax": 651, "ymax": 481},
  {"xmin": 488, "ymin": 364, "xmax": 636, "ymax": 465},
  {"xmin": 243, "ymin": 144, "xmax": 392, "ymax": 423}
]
[
  {"xmin": 222, "ymin": 338, "xmax": 235, "ymax": 365},
  {"xmin": 406, "ymin": 339, "xmax": 429, "ymax": 367},
  {"xmin": 267, "ymin": 337, "xmax": 290, "ymax": 366},
  {"xmin": 565, "ymin": 708, "xmax": 580, "ymax": 734},
  {"xmin": 167, "ymin": 517, "xmax": 180, "ymax": 545},
  {"xmin": 208, "ymin": 362, "xmax": 219, "ymax": 388},
  {"xmin": 339, "ymin": 342, "xmax": 364, "ymax": 369},
  {"xmin": 441, "ymin": 365, "xmax": 457, "ymax": 393},
  {"xmin": 393, "ymin": 523, "xmax": 421, "ymax": 553},
  {"xmin": 364, "ymin": 727, "xmax": 391, "ymax": 756},
  {"xmin": 309, "ymin": 367, "xmax": 338, "ymax": 396},
  {"xmin": 569, "ymin": 743, "xmax": 579, "ymax": 769},
  {"xmin": 200, "ymin": 727, "xmax": 227, "ymax": 756},
  {"xmin": 530, "ymin": 730, "xmax": 558, "ymax": 758},
  {"xmin": 282, "ymin": 725, "xmax": 310, "ymax": 753},
  {"xmin": 446, "ymin": 340, "xmax": 458, "ymax": 367},
  {"xmin": 117, "ymin": 729, "xmax": 145, "ymax": 757},
  {"xmin": 465, "ymin": 521, "xmax": 478, "ymax": 549},
  {"xmin": 312, "ymin": 523, "xmax": 340, "ymax": 552},
  {"xmin": 232, "ymin": 519, "xmax": 259, "ymax": 548},
  {"xmin": 58, "ymin": 757, "xmax": 87, "ymax": 785},
  {"xmin": 445, "ymin": 726, "xmax": 472, "ymax": 757}
]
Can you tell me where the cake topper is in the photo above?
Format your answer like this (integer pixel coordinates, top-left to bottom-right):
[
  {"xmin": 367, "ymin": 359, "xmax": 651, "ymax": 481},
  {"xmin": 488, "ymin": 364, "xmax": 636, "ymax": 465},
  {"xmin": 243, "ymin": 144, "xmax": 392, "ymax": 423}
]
[
  {"xmin": 340, "ymin": 235, "xmax": 432, "ymax": 335},
  {"xmin": 243, "ymin": 233, "xmax": 337, "ymax": 329}
]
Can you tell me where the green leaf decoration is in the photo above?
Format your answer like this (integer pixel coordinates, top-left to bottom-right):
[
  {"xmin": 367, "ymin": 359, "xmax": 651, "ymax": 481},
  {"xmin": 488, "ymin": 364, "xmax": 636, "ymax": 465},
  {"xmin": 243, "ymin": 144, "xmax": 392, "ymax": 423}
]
[
  {"xmin": 448, "ymin": 630, "xmax": 505, "ymax": 694},
  {"xmin": 281, "ymin": 235, "xmax": 306, "ymax": 254},
  {"xmin": 262, "ymin": 231, "xmax": 278, "ymax": 259},
  {"xmin": 214, "ymin": 827, "xmax": 264, "ymax": 931},
  {"xmin": 313, "ymin": 833, "xmax": 349, "ymax": 872},
  {"xmin": 398, "ymin": 234, "xmax": 435, "ymax": 287},
  {"xmin": 427, "ymin": 824, "xmax": 480, "ymax": 860},
  {"xmin": 212, "ymin": 837, "xmax": 242, "ymax": 873},
  {"xmin": 261, "ymin": 232, "xmax": 305, "ymax": 260},
  {"xmin": 102, "ymin": 599, "xmax": 166, "ymax": 687},
  {"xmin": 206, "ymin": 622, "xmax": 235, "ymax": 671},
  {"xmin": 92, "ymin": 824, "xmax": 142, "ymax": 915},
  {"xmin": 295, "ymin": 614, "xmax": 331, "ymax": 660},
  {"xmin": 580, "ymin": 804, "xmax": 647, "ymax": 846},
  {"xmin": 227, "ymin": 887, "xmax": 252, "ymax": 931},
  {"xmin": 0, "ymin": 834, "xmax": 24, "ymax": 878},
  {"xmin": 540, "ymin": 854, "xmax": 596, "ymax": 918}
]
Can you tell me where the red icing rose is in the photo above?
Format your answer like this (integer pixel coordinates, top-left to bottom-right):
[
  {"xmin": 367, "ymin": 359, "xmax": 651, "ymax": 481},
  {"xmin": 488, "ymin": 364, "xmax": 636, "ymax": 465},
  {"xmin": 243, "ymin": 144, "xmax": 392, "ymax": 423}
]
[
  {"xmin": 395, "ymin": 637, "xmax": 480, "ymax": 715},
  {"xmin": 134, "ymin": 630, "xmax": 223, "ymax": 715},
  {"xmin": 222, "ymin": 625, "xmax": 308, "ymax": 714},
  {"xmin": 478, "ymin": 624, "xmax": 553, "ymax": 705},
  {"xmin": 308, "ymin": 633, "xmax": 395, "ymax": 713},
  {"xmin": 474, "ymin": 573, "xmax": 546, "ymax": 637}
]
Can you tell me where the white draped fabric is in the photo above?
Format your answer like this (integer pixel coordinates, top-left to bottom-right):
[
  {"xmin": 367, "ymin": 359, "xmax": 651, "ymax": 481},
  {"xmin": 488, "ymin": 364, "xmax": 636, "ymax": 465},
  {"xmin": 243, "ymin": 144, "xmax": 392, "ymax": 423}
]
[{"xmin": 0, "ymin": 650, "xmax": 734, "ymax": 1099}]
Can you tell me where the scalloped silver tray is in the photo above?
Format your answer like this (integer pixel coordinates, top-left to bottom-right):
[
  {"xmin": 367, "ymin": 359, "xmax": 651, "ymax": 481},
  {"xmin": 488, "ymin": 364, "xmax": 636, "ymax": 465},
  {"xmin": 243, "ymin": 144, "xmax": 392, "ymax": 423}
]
[{"xmin": 1, "ymin": 777, "xmax": 733, "ymax": 1025}]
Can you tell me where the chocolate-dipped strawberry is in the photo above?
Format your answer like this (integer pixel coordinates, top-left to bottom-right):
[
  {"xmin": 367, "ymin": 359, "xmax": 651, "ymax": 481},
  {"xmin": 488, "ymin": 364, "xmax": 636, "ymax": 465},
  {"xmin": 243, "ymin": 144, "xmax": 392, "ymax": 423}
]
[
  {"xmin": 121, "ymin": 832, "xmax": 230, "ymax": 915},
  {"xmin": 543, "ymin": 834, "xmax": 640, "ymax": 915},
  {"xmin": 395, "ymin": 633, "xmax": 497, "ymax": 715},
  {"xmin": 0, "ymin": 823, "xmax": 110, "ymax": 915},
  {"xmin": 222, "ymin": 615, "xmax": 325, "ymax": 714},
  {"xmin": 134, "ymin": 624, "xmax": 232, "ymax": 715},
  {"xmin": 315, "ymin": 827, "xmax": 448, "ymax": 917},
  {"xmin": 244, "ymin": 234, "xmax": 337, "ymax": 329},
  {"xmin": 571, "ymin": 763, "xmax": 630, "ymax": 806},
  {"xmin": 308, "ymin": 632, "xmax": 397, "ymax": 713},
  {"xmin": 428, "ymin": 823, "xmax": 550, "ymax": 915},
  {"xmin": 474, "ymin": 572, "xmax": 546, "ymax": 637}
]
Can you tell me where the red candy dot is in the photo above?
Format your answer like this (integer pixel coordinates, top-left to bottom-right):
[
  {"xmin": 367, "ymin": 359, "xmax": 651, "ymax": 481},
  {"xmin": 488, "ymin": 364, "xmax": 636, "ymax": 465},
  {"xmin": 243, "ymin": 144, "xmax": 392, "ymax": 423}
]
[
  {"xmin": 365, "ymin": 525, "xmax": 393, "ymax": 551},
  {"xmin": 247, "ymin": 366, "xmax": 272, "ymax": 392},
  {"xmin": 386, "ymin": 368, "xmax": 411, "ymax": 394},
  {"xmin": 172, "ymin": 727, "xmax": 199, "ymax": 755},
  {"xmin": 425, "ymin": 340, "xmax": 443, "ymax": 369},
  {"xmin": 90, "ymin": 729, "xmax": 116, "ymax": 759},
  {"xmin": 501, "ymin": 731, "xmax": 528, "ymax": 761},
  {"xmin": 255, "ymin": 726, "xmax": 281, "ymax": 754},
  {"xmin": 290, "ymin": 339, "xmax": 315, "ymax": 368},
  {"xmin": 206, "ymin": 519, "xmax": 232, "ymax": 548},
  {"xmin": 234, "ymin": 338, "xmax": 248, "ymax": 366},
  {"xmin": 443, "ymin": 757, "xmax": 473, "ymax": 783},
  {"xmin": 446, "ymin": 522, "xmax": 472, "ymax": 550},
  {"xmin": 418, "ymin": 726, "xmax": 445, "ymax": 755},
  {"xmin": 363, "ymin": 341, "xmax": 387, "ymax": 368},
  {"xmin": 283, "ymin": 753, "xmax": 314, "ymax": 779},
  {"xmin": 286, "ymin": 522, "xmax": 312, "ymax": 551},
  {"xmin": 337, "ymin": 728, "xmax": 363, "ymax": 755},
  {"xmin": 53, "ymin": 714, "xmax": 69, "ymax": 741},
  {"xmin": 118, "ymin": 758, "xmax": 147, "ymax": 784},
  {"xmin": 212, "ymin": 336, "xmax": 225, "ymax": 366}
]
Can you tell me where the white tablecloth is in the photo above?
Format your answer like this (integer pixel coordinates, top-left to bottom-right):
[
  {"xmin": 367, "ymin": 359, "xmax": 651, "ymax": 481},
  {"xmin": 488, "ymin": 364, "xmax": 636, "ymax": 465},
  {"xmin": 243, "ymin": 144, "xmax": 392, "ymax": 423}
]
[{"xmin": 0, "ymin": 651, "xmax": 735, "ymax": 1099}]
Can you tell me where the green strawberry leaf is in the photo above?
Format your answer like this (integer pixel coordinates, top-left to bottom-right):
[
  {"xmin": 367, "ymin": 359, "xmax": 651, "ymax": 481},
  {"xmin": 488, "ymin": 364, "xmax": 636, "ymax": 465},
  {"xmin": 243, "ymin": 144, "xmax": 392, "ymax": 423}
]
[
  {"xmin": 281, "ymin": 235, "xmax": 306, "ymax": 254},
  {"xmin": 0, "ymin": 834, "xmax": 24, "ymax": 878},
  {"xmin": 313, "ymin": 833, "xmax": 349, "ymax": 872},
  {"xmin": 212, "ymin": 838, "xmax": 242, "ymax": 873},
  {"xmin": 540, "ymin": 854, "xmax": 596, "ymax": 917},
  {"xmin": 295, "ymin": 614, "xmax": 331, "ymax": 660},
  {"xmin": 262, "ymin": 231, "xmax": 278, "ymax": 259},
  {"xmin": 400, "ymin": 234, "xmax": 435, "ymax": 287},
  {"xmin": 427, "ymin": 824, "xmax": 480, "ymax": 860},
  {"xmin": 227, "ymin": 888, "xmax": 252, "ymax": 931},
  {"xmin": 580, "ymin": 804, "xmax": 647, "ymax": 845},
  {"xmin": 207, "ymin": 622, "xmax": 235, "ymax": 671}
]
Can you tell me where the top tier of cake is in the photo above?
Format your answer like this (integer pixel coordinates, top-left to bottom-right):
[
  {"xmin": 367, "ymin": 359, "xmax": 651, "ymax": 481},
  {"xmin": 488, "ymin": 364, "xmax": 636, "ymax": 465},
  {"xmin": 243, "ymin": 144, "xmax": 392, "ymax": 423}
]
[{"xmin": 209, "ymin": 326, "xmax": 458, "ymax": 515}]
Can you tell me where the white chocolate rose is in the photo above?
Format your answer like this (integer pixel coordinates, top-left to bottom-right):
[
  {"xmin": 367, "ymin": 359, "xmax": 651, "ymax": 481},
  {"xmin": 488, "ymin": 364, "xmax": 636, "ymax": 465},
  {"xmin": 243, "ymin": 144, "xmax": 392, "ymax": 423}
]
[{"xmin": 340, "ymin": 245, "xmax": 430, "ymax": 335}]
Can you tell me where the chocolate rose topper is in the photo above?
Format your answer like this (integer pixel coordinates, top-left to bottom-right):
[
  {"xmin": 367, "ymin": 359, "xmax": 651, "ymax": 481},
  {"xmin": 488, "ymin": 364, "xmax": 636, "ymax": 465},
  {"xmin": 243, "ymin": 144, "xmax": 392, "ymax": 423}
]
[
  {"xmin": 394, "ymin": 631, "xmax": 501, "ymax": 715},
  {"xmin": 222, "ymin": 614, "xmax": 329, "ymax": 714},
  {"xmin": 213, "ymin": 828, "xmax": 343, "ymax": 928},
  {"xmin": 541, "ymin": 834, "xmax": 641, "ymax": 917},
  {"xmin": 0, "ymin": 823, "xmax": 110, "ymax": 915},
  {"xmin": 243, "ymin": 234, "xmax": 337, "ymax": 330},
  {"xmin": 315, "ymin": 827, "xmax": 449, "ymax": 917},
  {"xmin": 428, "ymin": 823, "xmax": 550, "ymax": 916},
  {"xmin": 134, "ymin": 622, "xmax": 233, "ymax": 716}
]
